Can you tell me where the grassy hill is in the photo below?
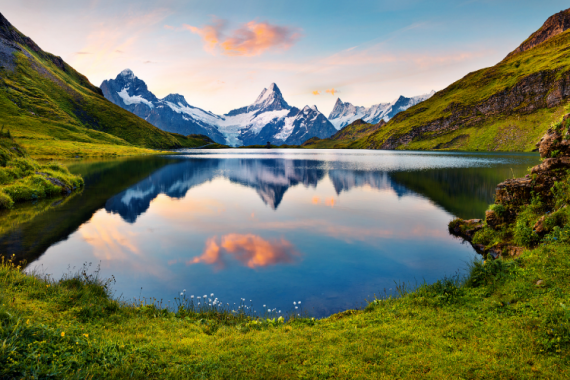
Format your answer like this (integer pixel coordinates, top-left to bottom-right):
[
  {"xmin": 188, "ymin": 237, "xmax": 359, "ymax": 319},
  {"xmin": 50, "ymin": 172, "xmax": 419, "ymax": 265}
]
[
  {"xmin": 339, "ymin": 9, "xmax": 570, "ymax": 152},
  {"xmin": 302, "ymin": 119, "xmax": 386, "ymax": 149},
  {"xmin": 0, "ymin": 13, "xmax": 215, "ymax": 158}
]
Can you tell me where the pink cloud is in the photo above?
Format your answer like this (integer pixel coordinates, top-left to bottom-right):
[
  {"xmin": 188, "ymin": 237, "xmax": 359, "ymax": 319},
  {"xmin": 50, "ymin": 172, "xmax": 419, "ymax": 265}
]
[
  {"xmin": 184, "ymin": 18, "xmax": 301, "ymax": 57},
  {"xmin": 187, "ymin": 234, "xmax": 301, "ymax": 270}
]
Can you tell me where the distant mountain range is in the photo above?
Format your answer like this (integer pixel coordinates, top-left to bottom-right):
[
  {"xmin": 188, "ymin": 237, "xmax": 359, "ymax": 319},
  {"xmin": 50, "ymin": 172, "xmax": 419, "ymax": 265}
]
[
  {"xmin": 328, "ymin": 91, "xmax": 435, "ymax": 130},
  {"xmin": 101, "ymin": 70, "xmax": 436, "ymax": 147},
  {"xmin": 102, "ymin": 72, "xmax": 338, "ymax": 146}
]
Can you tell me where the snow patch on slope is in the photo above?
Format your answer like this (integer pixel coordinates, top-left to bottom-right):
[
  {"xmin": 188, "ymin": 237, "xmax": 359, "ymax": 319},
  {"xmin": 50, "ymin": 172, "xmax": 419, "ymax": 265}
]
[{"xmin": 117, "ymin": 88, "xmax": 154, "ymax": 108}]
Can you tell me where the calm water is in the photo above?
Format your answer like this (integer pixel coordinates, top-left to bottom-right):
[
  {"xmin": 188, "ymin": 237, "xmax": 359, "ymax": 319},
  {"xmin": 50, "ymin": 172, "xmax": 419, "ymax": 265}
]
[{"xmin": 0, "ymin": 149, "xmax": 540, "ymax": 317}]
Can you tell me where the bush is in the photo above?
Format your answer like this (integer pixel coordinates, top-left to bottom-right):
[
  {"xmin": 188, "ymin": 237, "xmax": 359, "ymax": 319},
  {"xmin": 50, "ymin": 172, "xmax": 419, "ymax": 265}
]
[
  {"xmin": 489, "ymin": 203, "xmax": 506, "ymax": 217},
  {"xmin": 466, "ymin": 258, "xmax": 516, "ymax": 288},
  {"xmin": 0, "ymin": 192, "xmax": 13, "ymax": 209},
  {"xmin": 472, "ymin": 226, "xmax": 500, "ymax": 246}
]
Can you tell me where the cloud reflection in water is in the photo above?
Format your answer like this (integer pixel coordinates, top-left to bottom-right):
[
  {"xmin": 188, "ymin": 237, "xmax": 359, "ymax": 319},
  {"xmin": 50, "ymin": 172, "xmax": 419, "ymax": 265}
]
[{"xmin": 188, "ymin": 234, "xmax": 301, "ymax": 270}]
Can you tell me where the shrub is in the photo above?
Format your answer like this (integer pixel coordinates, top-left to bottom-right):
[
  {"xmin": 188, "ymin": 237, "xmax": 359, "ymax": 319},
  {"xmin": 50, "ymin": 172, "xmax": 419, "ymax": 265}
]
[
  {"xmin": 472, "ymin": 227, "xmax": 500, "ymax": 246},
  {"xmin": 0, "ymin": 192, "xmax": 13, "ymax": 209}
]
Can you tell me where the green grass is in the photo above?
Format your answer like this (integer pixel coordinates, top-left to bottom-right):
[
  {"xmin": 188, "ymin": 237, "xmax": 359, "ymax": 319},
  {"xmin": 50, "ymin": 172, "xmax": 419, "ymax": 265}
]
[
  {"xmin": 2, "ymin": 169, "xmax": 570, "ymax": 378},
  {"xmin": 0, "ymin": 133, "xmax": 83, "ymax": 209},
  {"xmin": 0, "ymin": 20, "xmax": 221, "ymax": 159},
  {"xmin": 303, "ymin": 119, "xmax": 384, "ymax": 149},
  {"xmin": 350, "ymin": 30, "xmax": 570, "ymax": 151},
  {"xmin": 1, "ymin": 237, "xmax": 569, "ymax": 378}
]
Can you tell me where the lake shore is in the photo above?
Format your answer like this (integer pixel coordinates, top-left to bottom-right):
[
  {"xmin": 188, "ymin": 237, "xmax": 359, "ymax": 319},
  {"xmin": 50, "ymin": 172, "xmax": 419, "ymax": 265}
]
[{"xmin": 1, "ymin": 119, "xmax": 569, "ymax": 378}]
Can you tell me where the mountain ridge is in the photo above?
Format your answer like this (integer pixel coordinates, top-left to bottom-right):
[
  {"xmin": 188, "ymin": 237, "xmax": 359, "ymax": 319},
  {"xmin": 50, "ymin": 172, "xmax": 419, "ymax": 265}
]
[
  {"xmin": 102, "ymin": 72, "xmax": 337, "ymax": 147},
  {"xmin": 0, "ymin": 12, "xmax": 212, "ymax": 157},
  {"xmin": 346, "ymin": 7, "xmax": 570, "ymax": 152},
  {"xmin": 328, "ymin": 91, "xmax": 435, "ymax": 130}
]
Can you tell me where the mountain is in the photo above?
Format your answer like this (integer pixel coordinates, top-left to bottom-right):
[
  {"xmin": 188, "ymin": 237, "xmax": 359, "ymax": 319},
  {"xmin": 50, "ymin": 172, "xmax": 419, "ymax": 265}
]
[
  {"xmin": 102, "ymin": 74, "xmax": 338, "ymax": 146},
  {"xmin": 328, "ymin": 91, "xmax": 435, "ymax": 130},
  {"xmin": 101, "ymin": 70, "xmax": 227, "ymax": 144},
  {"xmin": 0, "ymin": 12, "xmax": 207, "ymax": 158},
  {"xmin": 352, "ymin": 8, "xmax": 570, "ymax": 152}
]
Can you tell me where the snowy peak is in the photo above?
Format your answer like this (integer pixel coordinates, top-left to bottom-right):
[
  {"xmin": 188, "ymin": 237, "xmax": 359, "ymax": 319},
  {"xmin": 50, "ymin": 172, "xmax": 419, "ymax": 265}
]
[
  {"xmin": 328, "ymin": 91, "xmax": 436, "ymax": 130},
  {"xmin": 119, "ymin": 68, "xmax": 135, "ymax": 79},
  {"xmin": 248, "ymin": 83, "xmax": 290, "ymax": 113},
  {"xmin": 162, "ymin": 93, "xmax": 190, "ymax": 107}
]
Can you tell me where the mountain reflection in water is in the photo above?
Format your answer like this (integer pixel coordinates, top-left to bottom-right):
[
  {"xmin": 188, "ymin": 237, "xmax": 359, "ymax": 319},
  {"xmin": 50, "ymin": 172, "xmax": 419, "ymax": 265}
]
[{"xmin": 0, "ymin": 150, "xmax": 540, "ymax": 317}]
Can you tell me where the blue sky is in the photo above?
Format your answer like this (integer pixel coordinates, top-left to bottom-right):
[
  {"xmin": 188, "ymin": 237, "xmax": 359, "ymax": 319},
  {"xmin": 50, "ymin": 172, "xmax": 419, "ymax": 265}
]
[{"xmin": 1, "ymin": 0, "xmax": 569, "ymax": 115}]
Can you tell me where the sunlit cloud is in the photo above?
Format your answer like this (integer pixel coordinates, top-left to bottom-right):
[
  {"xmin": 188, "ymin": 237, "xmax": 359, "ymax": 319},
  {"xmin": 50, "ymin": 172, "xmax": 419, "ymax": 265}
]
[
  {"xmin": 326, "ymin": 88, "xmax": 339, "ymax": 95},
  {"xmin": 75, "ymin": 51, "xmax": 91, "ymax": 55},
  {"xmin": 312, "ymin": 90, "xmax": 320, "ymax": 95},
  {"xmin": 184, "ymin": 18, "xmax": 302, "ymax": 57},
  {"xmin": 187, "ymin": 234, "xmax": 301, "ymax": 270}
]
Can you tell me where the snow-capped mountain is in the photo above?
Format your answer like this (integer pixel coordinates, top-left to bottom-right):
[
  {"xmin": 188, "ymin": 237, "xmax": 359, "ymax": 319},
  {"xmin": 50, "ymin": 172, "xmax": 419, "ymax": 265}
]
[
  {"xmin": 101, "ymin": 69, "xmax": 226, "ymax": 143},
  {"xmin": 328, "ymin": 91, "xmax": 436, "ymax": 130},
  {"xmin": 101, "ymin": 70, "xmax": 337, "ymax": 146},
  {"xmin": 221, "ymin": 86, "xmax": 337, "ymax": 146}
]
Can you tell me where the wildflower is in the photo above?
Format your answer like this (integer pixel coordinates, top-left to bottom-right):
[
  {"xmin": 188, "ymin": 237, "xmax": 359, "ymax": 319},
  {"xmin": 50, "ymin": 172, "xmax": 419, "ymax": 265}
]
[
  {"xmin": 61, "ymin": 332, "xmax": 65, "ymax": 337},
  {"xmin": 268, "ymin": 309, "xmax": 271, "ymax": 312},
  {"xmin": 295, "ymin": 306, "xmax": 298, "ymax": 309},
  {"xmin": 191, "ymin": 295, "xmax": 194, "ymax": 298},
  {"xmin": 263, "ymin": 304, "xmax": 266, "ymax": 307},
  {"xmin": 197, "ymin": 302, "xmax": 200, "ymax": 305},
  {"xmin": 197, "ymin": 296, "xmax": 201, "ymax": 299},
  {"xmin": 211, "ymin": 293, "xmax": 214, "ymax": 297},
  {"xmin": 203, "ymin": 295, "xmax": 207, "ymax": 298},
  {"xmin": 183, "ymin": 289, "xmax": 186, "ymax": 292},
  {"xmin": 180, "ymin": 292, "xmax": 184, "ymax": 296},
  {"xmin": 279, "ymin": 310, "xmax": 281, "ymax": 313},
  {"xmin": 293, "ymin": 302, "xmax": 296, "ymax": 305},
  {"xmin": 83, "ymin": 334, "xmax": 89, "ymax": 338},
  {"xmin": 298, "ymin": 301, "xmax": 301, "ymax": 304}
]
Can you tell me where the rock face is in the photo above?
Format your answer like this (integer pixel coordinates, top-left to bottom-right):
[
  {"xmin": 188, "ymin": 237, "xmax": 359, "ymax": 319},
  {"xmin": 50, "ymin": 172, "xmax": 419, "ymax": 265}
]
[
  {"xmin": 101, "ymin": 73, "xmax": 337, "ymax": 147},
  {"xmin": 451, "ymin": 113, "xmax": 570, "ymax": 257},
  {"xmin": 328, "ymin": 91, "xmax": 435, "ymax": 130},
  {"xmin": 496, "ymin": 114, "xmax": 570, "ymax": 208},
  {"xmin": 506, "ymin": 8, "xmax": 570, "ymax": 59},
  {"xmin": 374, "ymin": 70, "xmax": 570, "ymax": 150}
]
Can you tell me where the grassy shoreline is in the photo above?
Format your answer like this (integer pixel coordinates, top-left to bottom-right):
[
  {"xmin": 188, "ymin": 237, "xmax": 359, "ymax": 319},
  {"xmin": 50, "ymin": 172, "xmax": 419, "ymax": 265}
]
[
  {"xmin": 1, "ymin": 237, "xmax": 569, "ymax": 378},
  {"xmin": 2, "ymin": 122, "xmax": 570, "ymax": 378}
]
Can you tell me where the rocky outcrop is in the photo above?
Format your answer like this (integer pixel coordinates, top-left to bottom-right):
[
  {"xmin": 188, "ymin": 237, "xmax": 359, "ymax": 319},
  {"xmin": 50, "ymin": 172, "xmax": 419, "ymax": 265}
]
[
  {"xmin": 506, "ymin": 8, "xmax": 570, "ymax": 59},
  {"xmin": 496, "ymin": 114, "xmax": 570, "ymax": 208},
  {"xmin": 450, "ymin": 113, "xmax": 570, "ymax": 257}
]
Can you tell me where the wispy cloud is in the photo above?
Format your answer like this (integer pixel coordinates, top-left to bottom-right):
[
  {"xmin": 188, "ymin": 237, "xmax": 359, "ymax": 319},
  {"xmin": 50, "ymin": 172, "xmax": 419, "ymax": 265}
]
[
  {"xmin": 326, "ymin": 88, "xmax": 340, "ymax": 95},
  {"xmin": 312, "ymin": 90, "xmax": 320, "ymax": 95},
  {"xmin": 75, "ymin": 51, "xmax": 91, "ymax": 55},
  {"xmin": 184, "ymin": 18, "xmax": 302, "ymax": 57}
]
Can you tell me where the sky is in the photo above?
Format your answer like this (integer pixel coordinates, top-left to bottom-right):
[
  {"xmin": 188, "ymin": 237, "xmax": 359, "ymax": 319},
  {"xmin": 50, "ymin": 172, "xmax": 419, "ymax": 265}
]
[{"xmin": 1, "ymin": 0, "xmax": 569, "ymax": 116}]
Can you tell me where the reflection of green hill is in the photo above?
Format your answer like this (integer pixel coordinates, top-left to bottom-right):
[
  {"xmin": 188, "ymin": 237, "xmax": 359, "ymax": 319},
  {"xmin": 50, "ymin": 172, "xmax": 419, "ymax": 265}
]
[
  {"xmin": 390, "ymin": 166, "xmax": 531, "ymax": 219},
  {"xmin": 0, "ymin": 156, "xmax": 176, "ymax": 264}
]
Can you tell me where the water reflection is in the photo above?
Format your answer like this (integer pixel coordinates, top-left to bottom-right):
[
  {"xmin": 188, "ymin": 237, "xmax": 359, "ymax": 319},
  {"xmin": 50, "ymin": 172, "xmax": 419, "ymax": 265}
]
[
  {"xmin": 0, "ymin": 150, "xmax": 541, "ymax": 317},
  {"xmin": 188, "ymin": 234, "xmax": 301, "ymax": 270}
]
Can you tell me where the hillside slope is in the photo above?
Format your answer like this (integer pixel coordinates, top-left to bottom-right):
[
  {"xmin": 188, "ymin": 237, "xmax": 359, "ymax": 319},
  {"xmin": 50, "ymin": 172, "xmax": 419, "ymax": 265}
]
[
  {"xmin": 354, "ymin": 8, "xmax": 570, "ymax": 152},
  {"xmin": 0, "ymin": 13, "xmax": 209, "ymax": 158},
  {"xmin": 303, "ymin": 119, "xmax": 385, "ymax": 149}
]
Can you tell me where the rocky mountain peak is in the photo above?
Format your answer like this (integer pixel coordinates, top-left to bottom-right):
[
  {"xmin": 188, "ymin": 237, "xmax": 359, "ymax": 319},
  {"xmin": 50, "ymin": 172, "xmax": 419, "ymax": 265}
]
[
  {"xmin": 507, "ymin": 8, "xmax": 570, "ymax": 58},
  {"xmin": 162, "ymin": 93, "xmax": 189, "ymax": 107},
  {"xmin": 119, "ymin": 68, "xmax": 135, "ymax": 79},
  {"xmin": 247, "ymin": 83, "xmax": 290, "ymax": 113}
]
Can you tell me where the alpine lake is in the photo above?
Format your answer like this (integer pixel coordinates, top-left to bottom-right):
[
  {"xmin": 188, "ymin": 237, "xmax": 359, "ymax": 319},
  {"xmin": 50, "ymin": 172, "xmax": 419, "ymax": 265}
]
[{"xmin": 0, "ymin": 149, "xmax": 541, "ymax": 318}]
